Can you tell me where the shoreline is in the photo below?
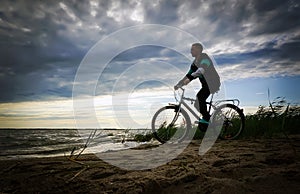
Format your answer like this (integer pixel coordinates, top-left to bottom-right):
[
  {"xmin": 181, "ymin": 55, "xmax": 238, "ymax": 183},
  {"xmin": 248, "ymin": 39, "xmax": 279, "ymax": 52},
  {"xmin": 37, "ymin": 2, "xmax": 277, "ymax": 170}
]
[{"xmin": 1, "ymin": 136, "xmax": 300, "ymax": 193}]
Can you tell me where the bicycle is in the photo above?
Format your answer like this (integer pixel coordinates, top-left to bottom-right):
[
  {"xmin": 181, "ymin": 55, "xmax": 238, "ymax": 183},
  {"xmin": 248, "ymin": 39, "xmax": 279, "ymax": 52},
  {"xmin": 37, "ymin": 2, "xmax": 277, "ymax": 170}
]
[{"xmin": 151, "ymin": 87, "xmax": 245, "ymax": 144}]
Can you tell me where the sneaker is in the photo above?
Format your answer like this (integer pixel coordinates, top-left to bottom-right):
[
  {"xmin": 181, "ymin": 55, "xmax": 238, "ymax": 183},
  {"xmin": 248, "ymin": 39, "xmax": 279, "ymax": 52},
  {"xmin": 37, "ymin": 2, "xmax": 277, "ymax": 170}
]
[
  {"xmin": 197, "ymin": 119, "xmax": 209, "ymax": 132},
  {"xmin": 199, "ymin": 118, "xmax": 209, "ymax": 124}
]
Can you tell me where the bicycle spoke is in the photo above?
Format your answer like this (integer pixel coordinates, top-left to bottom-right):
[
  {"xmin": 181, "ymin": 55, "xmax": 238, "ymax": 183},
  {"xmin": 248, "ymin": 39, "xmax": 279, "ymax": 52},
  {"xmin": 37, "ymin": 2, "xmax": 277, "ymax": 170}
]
[{"xmin": 212, "ymin": 104, "xmax": 245, "ymax": 140}]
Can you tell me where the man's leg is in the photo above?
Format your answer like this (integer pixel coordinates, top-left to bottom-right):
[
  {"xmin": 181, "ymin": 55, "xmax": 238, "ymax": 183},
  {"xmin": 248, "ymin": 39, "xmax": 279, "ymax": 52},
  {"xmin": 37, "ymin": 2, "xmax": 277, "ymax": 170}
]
[
  {"xmin": 197, "ymin": 87, "xmax": 211, "ymax": 121},
  {"xmin": 197, "ymin": 87, "xmax": 210, "ymax": 132}
]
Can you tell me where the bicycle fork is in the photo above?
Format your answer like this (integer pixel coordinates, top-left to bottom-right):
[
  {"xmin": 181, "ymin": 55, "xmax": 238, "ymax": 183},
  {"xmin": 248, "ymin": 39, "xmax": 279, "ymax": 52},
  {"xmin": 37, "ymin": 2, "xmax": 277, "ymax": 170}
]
[{"xmin": 168, "ymin": 103, "xmax": 181, "ymax": 127}]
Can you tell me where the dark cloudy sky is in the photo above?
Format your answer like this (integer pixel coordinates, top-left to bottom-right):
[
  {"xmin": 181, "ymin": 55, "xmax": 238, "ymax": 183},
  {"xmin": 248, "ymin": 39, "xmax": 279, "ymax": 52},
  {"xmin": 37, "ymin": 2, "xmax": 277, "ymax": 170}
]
[{"xmin": 0, "ymin": 0, "xmax": 299, "ymax": 128}]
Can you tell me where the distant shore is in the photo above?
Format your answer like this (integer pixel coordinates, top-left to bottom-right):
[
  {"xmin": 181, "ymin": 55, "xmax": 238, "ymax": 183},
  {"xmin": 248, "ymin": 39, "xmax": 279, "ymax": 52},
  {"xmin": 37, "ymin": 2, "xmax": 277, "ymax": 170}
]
[{"xmin": 1, "ymin": 136, "xmax": 300, "ymax": 193}]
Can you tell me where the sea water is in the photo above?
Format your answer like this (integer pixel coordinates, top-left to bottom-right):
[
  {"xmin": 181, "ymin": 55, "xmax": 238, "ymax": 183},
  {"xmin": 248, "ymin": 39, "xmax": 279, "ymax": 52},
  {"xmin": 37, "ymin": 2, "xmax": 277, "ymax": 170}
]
[{"xmin": 0, "ymin": 129, "xmax": 148, "ymax": 160}]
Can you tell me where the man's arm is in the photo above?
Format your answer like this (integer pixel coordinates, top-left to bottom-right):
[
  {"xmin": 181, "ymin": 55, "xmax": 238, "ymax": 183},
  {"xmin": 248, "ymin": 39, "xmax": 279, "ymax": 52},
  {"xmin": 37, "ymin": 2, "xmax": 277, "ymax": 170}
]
[
  {"xmin": 174, "ymin": 76, "xmax": 190, "ymax": 90},
  {"xmin": 174, "ymin": 63, "xmax": 196, "ymax": 90},
  {"xmin": 191, "ymin": 67, "xmax": 205, "ymax": 78}
]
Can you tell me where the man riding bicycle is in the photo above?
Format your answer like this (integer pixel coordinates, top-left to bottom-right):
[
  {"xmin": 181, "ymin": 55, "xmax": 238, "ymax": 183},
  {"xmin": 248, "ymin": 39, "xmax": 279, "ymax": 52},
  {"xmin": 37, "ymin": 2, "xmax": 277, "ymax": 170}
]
[{"xmin": 174, "ymin": 43, "xmax": 221, "ymax": 131}]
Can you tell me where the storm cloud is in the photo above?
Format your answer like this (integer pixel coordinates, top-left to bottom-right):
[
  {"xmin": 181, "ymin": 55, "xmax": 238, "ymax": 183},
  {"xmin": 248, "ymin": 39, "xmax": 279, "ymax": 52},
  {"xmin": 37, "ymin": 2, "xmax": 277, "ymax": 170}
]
[{"xmin": 0, "ymin": 0, "xmax": 299, "ymax": 102}]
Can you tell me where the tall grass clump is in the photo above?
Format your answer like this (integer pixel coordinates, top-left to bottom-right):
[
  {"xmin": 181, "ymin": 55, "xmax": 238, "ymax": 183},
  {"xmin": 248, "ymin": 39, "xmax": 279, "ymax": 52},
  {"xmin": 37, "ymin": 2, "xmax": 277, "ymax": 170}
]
[{"xmin": 242, "ymin": 96, "xmax": 300, "ymax": 138}]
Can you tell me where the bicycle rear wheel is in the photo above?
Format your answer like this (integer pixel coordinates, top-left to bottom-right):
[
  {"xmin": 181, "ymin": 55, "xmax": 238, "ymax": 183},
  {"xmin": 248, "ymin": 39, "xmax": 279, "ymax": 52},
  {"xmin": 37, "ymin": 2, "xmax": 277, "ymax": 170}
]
[
  {"xmin": 151, "ymin": 106, "xmax": 191, "ymax": 144},
  {"xmin": 212, "ymin": 104, "xmax": 245, "ymax": 140}
]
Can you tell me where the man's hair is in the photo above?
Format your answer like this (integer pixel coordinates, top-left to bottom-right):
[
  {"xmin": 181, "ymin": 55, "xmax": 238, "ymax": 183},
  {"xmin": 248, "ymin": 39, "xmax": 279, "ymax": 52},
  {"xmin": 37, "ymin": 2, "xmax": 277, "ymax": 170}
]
[{"xmin": 192, "ymin": 43, "xmax": 203, "ymax": 52}]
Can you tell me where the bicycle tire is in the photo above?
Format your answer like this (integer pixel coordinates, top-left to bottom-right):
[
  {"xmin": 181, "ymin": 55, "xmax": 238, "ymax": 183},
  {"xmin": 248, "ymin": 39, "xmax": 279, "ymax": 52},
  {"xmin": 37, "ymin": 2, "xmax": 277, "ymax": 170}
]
[
  {"xmin": 212, "ymin": 103, "xmax": 245, "ymax": 140},
  {"xmin": 151, "ymin": 105, "xmax": 191, "ymax": 144}
]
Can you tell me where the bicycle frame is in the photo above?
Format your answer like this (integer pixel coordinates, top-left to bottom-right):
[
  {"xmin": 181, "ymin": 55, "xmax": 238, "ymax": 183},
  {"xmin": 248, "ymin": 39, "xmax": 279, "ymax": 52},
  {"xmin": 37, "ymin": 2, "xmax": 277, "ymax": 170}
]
[
  {"xmin": 170, "ymin": 87, "xmax": 201, "ymax": 122},
  {"xmin": 171, "ymin": 87, "xmax": 241, "ymax": 122}
]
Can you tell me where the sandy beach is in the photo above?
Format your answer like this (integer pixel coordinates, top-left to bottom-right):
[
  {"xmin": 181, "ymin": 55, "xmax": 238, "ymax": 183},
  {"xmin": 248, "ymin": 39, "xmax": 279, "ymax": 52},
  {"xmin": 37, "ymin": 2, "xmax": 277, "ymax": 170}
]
[{"xmin": 1, "ymin": 136, "xmax": 300, "ymax": 194}]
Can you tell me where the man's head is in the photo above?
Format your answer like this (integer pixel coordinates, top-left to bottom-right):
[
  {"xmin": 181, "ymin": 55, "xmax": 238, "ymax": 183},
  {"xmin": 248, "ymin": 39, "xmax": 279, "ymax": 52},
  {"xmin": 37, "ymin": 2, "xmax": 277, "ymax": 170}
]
[{"xmin": 191, "ymin": 43, "xmax": 203, "ymax": 58}]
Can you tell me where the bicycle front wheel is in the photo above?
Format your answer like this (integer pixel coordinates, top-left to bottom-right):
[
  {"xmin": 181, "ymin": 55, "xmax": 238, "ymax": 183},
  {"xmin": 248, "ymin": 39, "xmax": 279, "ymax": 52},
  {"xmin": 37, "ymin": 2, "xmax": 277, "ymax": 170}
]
[
  {"xmin": 151, "ymin": 106, "xmax": 191, "ymax": 144},
  {"xmin": 212, "ymin": 104, "xmax": 245, "ymax": 140}
]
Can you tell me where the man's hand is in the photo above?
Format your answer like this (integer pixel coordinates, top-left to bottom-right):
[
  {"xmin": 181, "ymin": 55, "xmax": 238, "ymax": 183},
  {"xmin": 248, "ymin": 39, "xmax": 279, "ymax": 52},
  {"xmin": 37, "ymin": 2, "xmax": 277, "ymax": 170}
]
[{"xmin": 174, "ymin": 78, "xmax": 190, "ymax": 90}]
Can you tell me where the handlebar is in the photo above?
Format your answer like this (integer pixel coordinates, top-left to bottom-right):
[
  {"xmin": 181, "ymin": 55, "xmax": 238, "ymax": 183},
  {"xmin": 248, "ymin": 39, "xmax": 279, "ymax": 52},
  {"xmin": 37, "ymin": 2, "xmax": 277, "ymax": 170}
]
[
  {"xmin": 174, "ymin": 86, "xmax": 185, "ymax": 102},
  {"xmin": 174, "ymin": 87, "xmax": 196, "ymax": 103}
]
